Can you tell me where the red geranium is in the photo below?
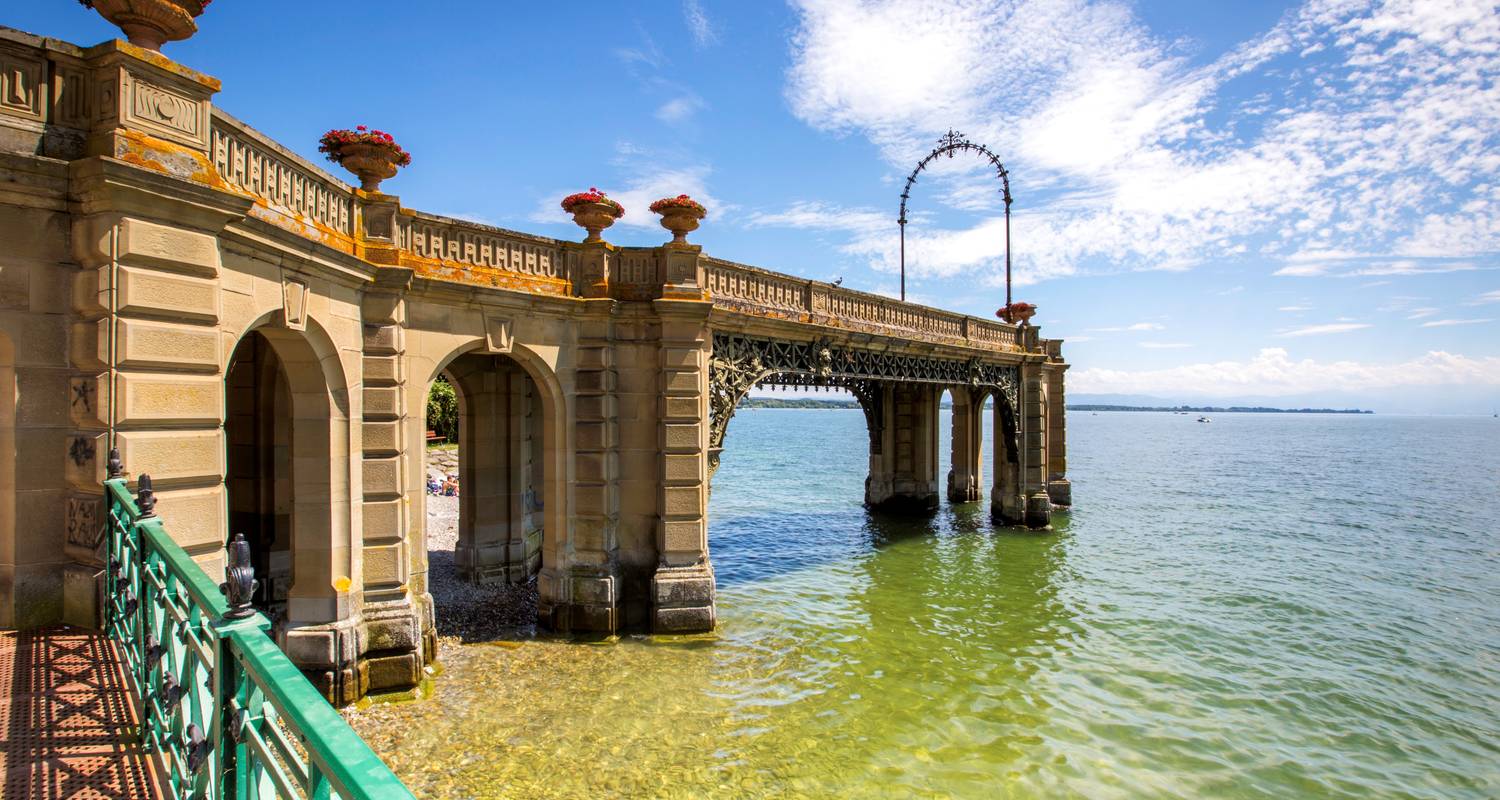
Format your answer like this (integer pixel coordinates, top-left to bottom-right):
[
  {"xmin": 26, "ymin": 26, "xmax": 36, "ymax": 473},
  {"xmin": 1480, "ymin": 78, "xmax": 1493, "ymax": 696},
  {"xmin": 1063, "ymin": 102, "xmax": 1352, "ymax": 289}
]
[
  {"xmin": 998, "ymin": 302, "xmax": 1038, "ymax": 323},
  {"xmin": 318, "ymin": 127, "xmax": 412, "ymax": 167},
  {"xmin": 561, "ymin": 188, "xmax": 624, "ymax": 217},
  {"xmin": 649, "ymin": 194, "xmax": 707, "ymax": 215}
]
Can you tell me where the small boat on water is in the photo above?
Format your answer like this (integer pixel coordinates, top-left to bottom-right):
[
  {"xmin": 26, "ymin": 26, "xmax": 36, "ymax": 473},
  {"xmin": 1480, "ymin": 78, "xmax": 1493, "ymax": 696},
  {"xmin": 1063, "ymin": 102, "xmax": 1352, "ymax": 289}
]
[{"xmin": 1197, "ymin": 416, "xmax": 1211, "ymax": 423}]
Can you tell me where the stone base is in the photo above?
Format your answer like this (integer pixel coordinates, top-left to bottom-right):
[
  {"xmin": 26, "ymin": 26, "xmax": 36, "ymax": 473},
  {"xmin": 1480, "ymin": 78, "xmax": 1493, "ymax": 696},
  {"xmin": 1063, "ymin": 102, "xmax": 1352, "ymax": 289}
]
[
  {"xmin": 868, "ymin": 492, "xmax": 940, "ymax": 515},
  {"xmin": 1047, "ymin": 479, "xmax": 1072, "ymax": 507},
  {"xmin": 60, "ymin": 563, "xmax": 102, "ymax": 630},
  {"xmin": 538, "ymin": 568, "xmax": 618, "ymax": 634},
  {"xmin": 651, "ymin": 565, "xmax": 715, "ymax": 633},
  {"xmin": 946, "ymin": 470, "xmax": 981, "ymax": 503},
  {"xmin": 1024, "ymin": 492, "xmax": 1054, "ymax": 530},
  {"xmin": 992, "ymin": 491, "xmax": 1025, "ymax": 526},
  {"xmin": 282, "ymin": 616, "xmax": 364, "ymax": 706}
]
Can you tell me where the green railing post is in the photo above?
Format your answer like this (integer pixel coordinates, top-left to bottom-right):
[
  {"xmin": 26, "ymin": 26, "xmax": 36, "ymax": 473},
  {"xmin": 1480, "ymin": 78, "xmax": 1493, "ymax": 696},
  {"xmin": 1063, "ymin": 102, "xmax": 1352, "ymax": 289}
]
[{"xmin": 101, "ymin": 465, "xmax": 414, "ymax": 800}]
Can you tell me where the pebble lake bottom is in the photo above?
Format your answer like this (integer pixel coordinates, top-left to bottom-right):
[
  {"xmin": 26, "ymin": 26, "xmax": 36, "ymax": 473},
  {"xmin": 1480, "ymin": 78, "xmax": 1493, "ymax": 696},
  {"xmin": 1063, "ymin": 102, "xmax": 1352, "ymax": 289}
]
[{"xmin": 345, "ymin": 409, "xmax": 1500, "ymax": 799}]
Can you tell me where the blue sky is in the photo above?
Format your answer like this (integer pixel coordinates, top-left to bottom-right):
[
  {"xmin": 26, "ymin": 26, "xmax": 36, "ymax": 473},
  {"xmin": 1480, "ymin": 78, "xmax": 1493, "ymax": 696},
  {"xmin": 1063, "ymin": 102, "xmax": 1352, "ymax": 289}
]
[{"xmin": 15, "ymin": 0, "xmax": 1500, "ymax": 411}]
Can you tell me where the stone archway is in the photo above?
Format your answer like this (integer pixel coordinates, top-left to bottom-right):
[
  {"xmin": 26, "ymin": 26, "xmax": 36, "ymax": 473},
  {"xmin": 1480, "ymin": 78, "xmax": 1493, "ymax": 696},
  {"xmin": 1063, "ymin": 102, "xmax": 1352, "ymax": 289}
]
[
  {"xmin": 415, "ymin": 340, "xmax": 568, "ymax": 636},
  {"xmin": 223, "ymin": 316, "xmax": 353, "ymax": 633}
]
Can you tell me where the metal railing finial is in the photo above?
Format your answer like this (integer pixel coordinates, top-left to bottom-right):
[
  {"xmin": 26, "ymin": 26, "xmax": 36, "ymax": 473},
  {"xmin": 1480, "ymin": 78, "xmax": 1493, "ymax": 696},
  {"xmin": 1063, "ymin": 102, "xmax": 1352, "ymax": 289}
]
[
  {"xmin": 107, "ymin": 448, "xmax": 123, "ymax": 479},
  {"xmin": 136, "ymin": 474, "xmax": 157, "ymax": 518},
  {"xmin": 220, "ymin": 533, "xmax": 259, "ymax": 620}
]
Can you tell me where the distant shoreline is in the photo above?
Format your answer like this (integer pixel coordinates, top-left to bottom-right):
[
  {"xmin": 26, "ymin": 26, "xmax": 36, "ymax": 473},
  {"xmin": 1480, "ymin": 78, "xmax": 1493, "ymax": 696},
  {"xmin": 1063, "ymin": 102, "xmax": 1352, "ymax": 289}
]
[
  {"xmin": 1069, "ymin": 404, "xmax": 1374, "ymax": 414},
  {"xmin": 738, "ymin": 397, "xmax": 1378, "ymax": 414}
]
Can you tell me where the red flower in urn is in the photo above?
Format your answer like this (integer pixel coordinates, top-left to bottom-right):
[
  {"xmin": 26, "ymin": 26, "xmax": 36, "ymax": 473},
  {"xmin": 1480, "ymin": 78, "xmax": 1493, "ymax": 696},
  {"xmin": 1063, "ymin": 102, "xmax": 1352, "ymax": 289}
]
[
  {"xmin": 561, "ymin": 188, "xmax": 624, "ymax": 243},
  {"xmin": 650, "ymin": 194, "xmax": 707, "ymax": 244},
  {"xmin": 998, "ymin": 302, "xmax": 1038, "ymax": 325},
  {"xmin": 318, "ymin": 127, "xmax": 411, "ymax": 192}
]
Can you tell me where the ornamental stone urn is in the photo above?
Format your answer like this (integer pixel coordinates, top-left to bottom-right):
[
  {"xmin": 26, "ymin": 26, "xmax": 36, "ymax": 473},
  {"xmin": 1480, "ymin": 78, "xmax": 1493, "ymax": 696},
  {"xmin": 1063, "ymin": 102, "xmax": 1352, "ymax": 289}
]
[
  {"xmin": 88, "ymin": 0, "xmax": 200, "ymax": 51},
  {"xmin": 998, "ymin": 303, "xmax": 1037, "ymax": 325},
  {"xmin": 656, "ymin": 206, "xmax": 705, "ymax": 245},
  {"xmin": 336, "ymin": 143, "xmax": 401, "ymax": 192},
  {"xmin": 567, "ymin": 202, "xmax": 621, "ymax": 244}
]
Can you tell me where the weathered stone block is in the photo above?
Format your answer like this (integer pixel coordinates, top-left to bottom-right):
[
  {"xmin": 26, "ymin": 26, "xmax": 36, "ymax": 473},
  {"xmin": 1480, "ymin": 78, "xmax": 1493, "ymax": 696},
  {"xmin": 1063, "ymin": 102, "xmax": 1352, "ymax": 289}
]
[
  {"xmin": 364, "ymin": 652, "xmax": 421, "ymax": 692},
  {"xmin": 361, "ymin": 457, "xmax": 402, "ymax": 497},
  {"xmin": 653, "ymin": 606, "xmax": 714, "ymax": 633},
  {"xmin": 361, "ymin": 421, "xmax": 401, "ymax": 455},
  {"xmin": 362, "ymin": 355, "xmax": 401, "ymax": 385},
  {"xmin": 363, "ymin": 543, "xmax": 405, "ymax": 588},
  {"xmin": 115, "ymin": 318, "xmax": 219, "ymax": 372},
  {"xmin": 661, "ymin": 347, "xmax": 700, "ymax": 368},
  {"xmin": 660, "ymin": 518, "xmax": 705, "ymax": 553},
  {"xmin": 662, "ymin": 422, "xmax": 702, "ymax": 452},
  {"xmin": 662, "ymin": 485, "xmax": 703, "ymax": 517},
  {"xmin": 362, "ymin": 323, "xmax": 403, "ymax": 355},
  {"xmin": 662, "ymin": 395, "xmax": 700, "ymax": 421},
  {"xmin": 116, "ymin": 266, "xmax": 219, "ymax": 322},
  {"xmin": 362, "ymin": 387, "xmax": 402, "ymax": 420},
  {"xmin": 112, "ymin": 429, "xmax": 222, "ymax": 487},
  {"xmin": 362, "ymin": 499, "xmax": 404, "ymax": 542},
  {"xmin": 663, "ymin": 453, "xmax": 702, "ymax": 482},
  {"xmin": 116, "ymin": 373, "xmax": 222, "ymax": 426},
  {"xmin": 116, "ymin": 217, "xmax": 221, "ymax": 276}
]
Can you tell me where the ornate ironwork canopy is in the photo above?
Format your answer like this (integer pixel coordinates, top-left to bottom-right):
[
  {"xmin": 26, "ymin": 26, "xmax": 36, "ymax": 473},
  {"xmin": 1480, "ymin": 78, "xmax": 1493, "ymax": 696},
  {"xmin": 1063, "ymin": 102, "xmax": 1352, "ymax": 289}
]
[{"xmin": 897, "ymin": 130, "xmax": 1014, "ymax": 306}]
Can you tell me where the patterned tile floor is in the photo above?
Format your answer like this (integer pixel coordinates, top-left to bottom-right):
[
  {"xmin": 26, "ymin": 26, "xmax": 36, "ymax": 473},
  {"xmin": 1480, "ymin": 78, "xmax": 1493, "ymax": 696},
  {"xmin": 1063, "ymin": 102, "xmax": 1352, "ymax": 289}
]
[{"xmin": 0, "ymin": 628, "xmax": 160, "ymax": 799}]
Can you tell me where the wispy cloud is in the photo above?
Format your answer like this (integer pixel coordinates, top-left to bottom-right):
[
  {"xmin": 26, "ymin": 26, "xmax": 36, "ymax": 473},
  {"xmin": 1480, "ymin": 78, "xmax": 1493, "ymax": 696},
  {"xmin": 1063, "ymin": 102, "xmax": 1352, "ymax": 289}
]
[
  {"xmin": 1278, "ymin": 322, "xmax": 1372, "ymax": 337},
  {"xmin": 1088, "ymin": 322, "xmax": 1165, "ymax": 333},
  {"xmin": 1406, "ymin": 307, "xmax": 1440, "ymax": 320},
  {"xmin": 684, "ymin": 0, "xmax": 718, "ymax": 49},
  {"xmin": 1467, "ymin": 290, "xmax": 1500, "ymax": 306},
  {"xmin": 1278, "ymin": 305, "xmax": 1312, "ymax": 312},
  {"xmin": 656, "ymin": 95, "xmax": 705, "ymax": 124},
  {"xmin": 1421, "ymin": 318, "xmax": 1494, "ymax": 328},
  {"xmin": 782, "ymin": 0, "xmax": 1500, "ymax": 285}
]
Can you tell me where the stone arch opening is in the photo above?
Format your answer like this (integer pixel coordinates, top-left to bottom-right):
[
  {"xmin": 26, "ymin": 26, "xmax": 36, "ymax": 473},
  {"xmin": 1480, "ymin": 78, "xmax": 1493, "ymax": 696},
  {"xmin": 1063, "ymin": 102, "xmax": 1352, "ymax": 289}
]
[
  {"xmin": 983, "ymin": 386, "xmax": 1023, "ymax": 525},
  {"xmin": 418, "ymin": 342, "xmax": 565, "ymax": 637},
  {"xmin": 223, "ymin": 318, "xmax": 351, "ymax": 633}
]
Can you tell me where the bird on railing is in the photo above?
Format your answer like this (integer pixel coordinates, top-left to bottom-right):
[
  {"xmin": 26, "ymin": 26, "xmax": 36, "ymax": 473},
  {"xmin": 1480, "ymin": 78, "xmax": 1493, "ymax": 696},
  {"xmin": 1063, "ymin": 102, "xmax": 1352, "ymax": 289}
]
[{"xmin": 832, "ymin": 276, "xmax": 843, "ymax": 287}]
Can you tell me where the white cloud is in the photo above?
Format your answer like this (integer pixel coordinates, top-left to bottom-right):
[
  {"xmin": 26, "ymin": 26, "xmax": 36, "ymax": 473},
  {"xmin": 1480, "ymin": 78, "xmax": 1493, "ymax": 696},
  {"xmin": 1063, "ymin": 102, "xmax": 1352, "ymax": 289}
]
[
  {"xmin": 1088, "ymin": 322, "xmax": 1165, "ymax": 332},
  {"xmin": 1421, "ymin": 318, "xmax": 1493, "ymax": 328},
  {"xmin": 656, "ymin": 96, "xmax": 704, "ymax": 124},
  {"xmin": 1072, "ymin": 348, "xmax": 1500, "ymax": 397},
  {"xmin": 684, "ymin": 0, "xmax": 719, "ymax": 48},
  {"xmin": 1406, "ymin": 307, "xmax": 1439, "ymax": 319},
  {"xmin": 1278, "ymin": 305, "xmax": 1312, "ymax": 312},
  {"xmin": 532, "ymin": 159, "xmax": 726, "ymax": 232},
  {"xmin": 1278, "ymin": 322, "xmax": 1372, "ymax": 337},
  {"xmin": 1467, "ymin": 290, "xmax": 1500, "ymax": 306},
  {"xmin": 782, "ymin": 0, "xmax": 1500, "ymax": 284}
]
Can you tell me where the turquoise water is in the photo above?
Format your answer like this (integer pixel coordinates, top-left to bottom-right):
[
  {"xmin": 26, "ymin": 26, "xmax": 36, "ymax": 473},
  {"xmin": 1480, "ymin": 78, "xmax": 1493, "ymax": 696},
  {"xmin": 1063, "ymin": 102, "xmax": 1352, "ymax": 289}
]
[{"xmin": 351, "ymin": 409, "xmax": 1500, "ymax": 798}]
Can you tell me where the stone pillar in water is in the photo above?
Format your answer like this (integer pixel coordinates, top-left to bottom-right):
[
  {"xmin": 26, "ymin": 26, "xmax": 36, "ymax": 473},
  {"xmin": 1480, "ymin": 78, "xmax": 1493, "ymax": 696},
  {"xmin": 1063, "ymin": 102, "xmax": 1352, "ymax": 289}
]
[
  {"xmin": 866, "ymin": 383, "xmax": 941, "ymax": 512},
  {"xmin": 947, "ymin": 388, "xmax": 984, "ymax": 503}
]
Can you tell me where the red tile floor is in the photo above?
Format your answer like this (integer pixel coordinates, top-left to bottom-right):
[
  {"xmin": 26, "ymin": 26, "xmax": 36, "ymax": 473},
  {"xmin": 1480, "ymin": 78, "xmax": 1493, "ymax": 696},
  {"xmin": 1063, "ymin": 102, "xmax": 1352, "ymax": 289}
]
[{"xmin": 0, "ymin": 628, "xmax": 160, "ymax": 799}]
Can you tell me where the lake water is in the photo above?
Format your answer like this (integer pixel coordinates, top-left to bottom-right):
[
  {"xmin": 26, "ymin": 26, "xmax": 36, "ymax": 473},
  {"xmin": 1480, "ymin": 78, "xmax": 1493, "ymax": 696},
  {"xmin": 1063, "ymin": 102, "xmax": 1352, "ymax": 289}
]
[{"xmin": 349, "ymin": 409, "xmax": 1500, "ymax": 798}]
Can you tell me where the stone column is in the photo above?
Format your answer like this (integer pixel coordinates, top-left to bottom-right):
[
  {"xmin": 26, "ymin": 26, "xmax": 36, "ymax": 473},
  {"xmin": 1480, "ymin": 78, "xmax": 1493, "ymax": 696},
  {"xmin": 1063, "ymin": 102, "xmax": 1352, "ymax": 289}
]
[
  {"xmin": 1045, "ymin": 361, "xmax": 1071, "ymax": 507},
  {"xmin": 356, "ymin": 268, "xmax": 425, "ymax": 697},
  {"xmin": 991, "ymin": 395, "xmax": 1024, "ymax": 525},
  {"xmin": 650, "ymin": 282, "xmax": 715, "ymax": 631},
  {"xmin": 539, "ymin": 302, "xmax": 619, "ymax": 633},
  {"xmin": 1020, "ymin": 363, "xmax": 1053, "ymax": 529},
  {"xmin": 866, "ymin": 383, "xmax": 941, "ymax": 512},
  {"xmin": 947, "ymin": 388, "xmax": 983, "ymax": 503}
]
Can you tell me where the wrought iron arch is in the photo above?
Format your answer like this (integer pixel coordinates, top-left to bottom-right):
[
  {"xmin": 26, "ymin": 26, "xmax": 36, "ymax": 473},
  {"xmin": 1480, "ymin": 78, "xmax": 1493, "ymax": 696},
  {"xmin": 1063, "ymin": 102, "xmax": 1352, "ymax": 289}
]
[{"xmin": 897, "ymin": 130, "xmax": 1013, "ymax": 305}]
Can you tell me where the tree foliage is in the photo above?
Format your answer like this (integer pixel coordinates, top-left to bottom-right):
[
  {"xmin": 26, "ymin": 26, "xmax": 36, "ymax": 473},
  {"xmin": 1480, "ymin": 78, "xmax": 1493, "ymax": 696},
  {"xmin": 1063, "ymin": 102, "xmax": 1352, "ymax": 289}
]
[{"xmin": 426, "ymin": 375, "xmax": 458, "ymax": 442}]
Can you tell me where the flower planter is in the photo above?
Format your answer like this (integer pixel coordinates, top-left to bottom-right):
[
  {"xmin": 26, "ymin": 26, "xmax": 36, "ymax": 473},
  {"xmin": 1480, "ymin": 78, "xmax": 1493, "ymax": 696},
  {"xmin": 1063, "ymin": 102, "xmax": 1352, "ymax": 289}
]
[
  {"xmin": 88, "ymin": 0, "xmax": 200, "ymax": 51},
  {"xmin": 318, "ymin": 127, "xmax": 411, "ymax": 193},
  {"xmin": 566, "ymin": 202, "xmax": 622, "ymax": 243},
  {"xmin": 998, "ymin": 302, "xmax": 1038, "ymax": 325},
  {"xmin": 649, "ymin": 195, "xmax": 708, "ymax": 244},
  {"xmin": 334, "ymin": 142, "xmax": 402, "ymax": 192}
]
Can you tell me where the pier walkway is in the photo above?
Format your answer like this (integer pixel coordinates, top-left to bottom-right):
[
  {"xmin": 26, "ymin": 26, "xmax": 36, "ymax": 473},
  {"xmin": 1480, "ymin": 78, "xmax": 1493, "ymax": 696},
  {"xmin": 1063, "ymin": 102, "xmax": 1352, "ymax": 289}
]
[{"xmin": 0, "ymin": 628, "xmax": 158, "ymax": 799}]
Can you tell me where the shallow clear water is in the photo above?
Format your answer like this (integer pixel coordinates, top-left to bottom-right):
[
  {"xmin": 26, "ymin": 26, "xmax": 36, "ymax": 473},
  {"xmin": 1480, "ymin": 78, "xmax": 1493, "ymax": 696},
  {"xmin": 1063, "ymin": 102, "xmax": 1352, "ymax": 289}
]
[{"xmin": 350, "ymin": 410, "xmax": 1500, "ymax": 799}]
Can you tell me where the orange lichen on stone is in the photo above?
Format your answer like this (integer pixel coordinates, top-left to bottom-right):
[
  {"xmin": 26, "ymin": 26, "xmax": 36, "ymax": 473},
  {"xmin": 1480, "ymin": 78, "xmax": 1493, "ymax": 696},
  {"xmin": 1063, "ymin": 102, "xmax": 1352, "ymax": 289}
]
[
  {"xmin": 246, "ymin": 201, "xmax": 357, "ymax": 255},
  {"xmin": 111, "ymin": 39, "xmax": 222, "ymax": 91},
  {"xmin": 399, "ymin": 252, "xmax": 572, "ymax": 297},
  {"xmin": 114, "ymin": 129, "xmax": 228, "ymax": 190}
]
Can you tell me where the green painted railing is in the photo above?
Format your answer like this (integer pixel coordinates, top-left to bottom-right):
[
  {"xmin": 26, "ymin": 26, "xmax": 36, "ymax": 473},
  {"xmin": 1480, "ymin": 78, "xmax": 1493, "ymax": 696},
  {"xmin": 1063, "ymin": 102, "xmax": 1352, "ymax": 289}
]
[{"xmin": 103, "ymin": 457, "xmax": 415, "ymax": 800}]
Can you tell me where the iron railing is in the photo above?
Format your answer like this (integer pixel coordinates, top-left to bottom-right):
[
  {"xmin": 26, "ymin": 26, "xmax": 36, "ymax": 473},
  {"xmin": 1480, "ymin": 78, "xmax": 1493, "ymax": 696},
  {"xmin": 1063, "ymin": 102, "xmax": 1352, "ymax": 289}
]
[{"xmin": 103, "ymin": 452, "xmax": 414, "ymax": 800}]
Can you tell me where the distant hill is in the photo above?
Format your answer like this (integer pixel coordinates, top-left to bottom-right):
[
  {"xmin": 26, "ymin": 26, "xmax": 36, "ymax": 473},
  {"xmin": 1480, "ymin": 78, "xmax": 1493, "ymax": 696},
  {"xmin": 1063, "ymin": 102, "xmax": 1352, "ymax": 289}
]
[
  {"xmin": 1070, "ymin": 404, "xmax": 1372, "ymax": 414},
  {"xmin": 739, "ymin": 397, "xmax": 859, "ymax": 409}
]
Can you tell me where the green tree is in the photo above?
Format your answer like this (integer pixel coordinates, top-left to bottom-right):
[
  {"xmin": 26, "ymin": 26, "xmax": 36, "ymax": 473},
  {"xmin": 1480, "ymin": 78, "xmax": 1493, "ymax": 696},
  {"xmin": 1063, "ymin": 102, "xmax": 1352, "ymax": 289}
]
[{"xmin": 426, "ymin": 375, "xmax": 458, "ymax": 443}]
